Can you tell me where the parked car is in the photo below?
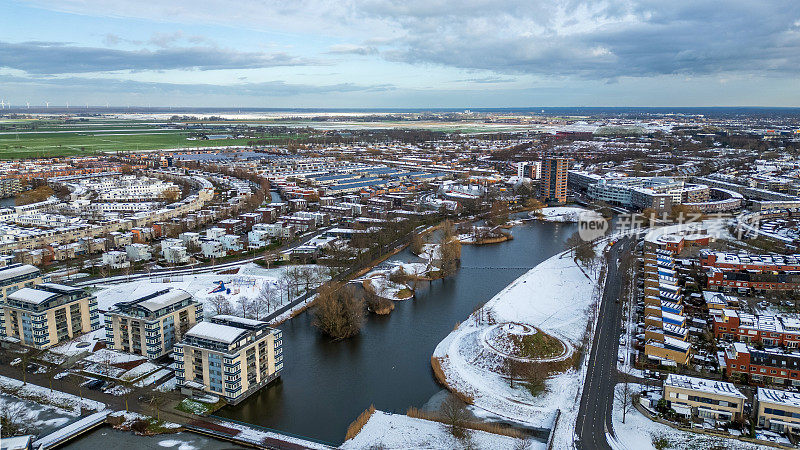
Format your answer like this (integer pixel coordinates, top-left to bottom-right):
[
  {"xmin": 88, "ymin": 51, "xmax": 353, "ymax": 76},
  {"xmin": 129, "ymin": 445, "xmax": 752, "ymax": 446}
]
[{"xmin": 86, "ymin": 379, "xmax": 105, "ymax": 390}]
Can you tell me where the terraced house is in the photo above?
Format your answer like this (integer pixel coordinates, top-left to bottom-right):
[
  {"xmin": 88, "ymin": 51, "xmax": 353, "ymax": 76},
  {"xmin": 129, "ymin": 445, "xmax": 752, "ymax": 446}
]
[
  {"xmin": 105, "ymin": 288, "xmax": 203, "ymax": 359},
  {"xmin": 174, "ymin": 315, "xmax": 283, "ymax": 405},
  {"xmin": 2, "ymin": 283, "xmax": 99, "ymax": 349}
]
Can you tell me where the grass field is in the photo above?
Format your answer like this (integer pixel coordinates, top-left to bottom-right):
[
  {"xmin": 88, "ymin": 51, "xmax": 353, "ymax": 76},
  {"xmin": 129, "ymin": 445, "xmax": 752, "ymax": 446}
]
[{"xmin": 0, "ymin": 119, "xmax": 306, "ymax": 159}]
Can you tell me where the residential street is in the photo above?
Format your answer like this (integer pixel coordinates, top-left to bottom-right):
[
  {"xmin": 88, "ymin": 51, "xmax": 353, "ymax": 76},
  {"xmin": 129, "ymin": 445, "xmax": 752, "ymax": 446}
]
[{"xmin": 575, "ymin": 237, "xmax": 630, "ymax": 449}]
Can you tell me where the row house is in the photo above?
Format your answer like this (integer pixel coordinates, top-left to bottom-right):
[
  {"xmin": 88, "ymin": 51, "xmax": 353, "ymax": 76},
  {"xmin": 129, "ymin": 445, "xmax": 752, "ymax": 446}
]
[
  {"xmin": 125, "ymin": 243, "xmax": 152, "ymax": 262},
  {"xmin": 714, "ymin": 310, "xmax": 800, "ymax": 348},
  {"xmin": 201, "ymin": 240, "xmax": 226, "ymax": 259},
  {"xmin": 219, "ymin": 219, "xmax": 243, "ymax": 235},
  {"xmin": 239, "ymin": 213, "xmax": 262, "ymax": 231},
  {"xmin": 724, "ymin": 342, "xmax": 800, "ymax": 387},
  {"xmin": 254, "ymin": 207, "xmax": 278, "ymax": 224},
  {"xmin": 102, "ymin": 251, "xmax": 130, "ymax": 269},
  {"xmin": 251, "ymin": 223, "xmax": 296, "ymax": 240},
  {"xmin": 758, "ymin": 387, "xmax": 800, "ymax": 435},
  {"xmin": 663, "ymin": 373, "xmax": 745, "ymax": 423},
  {"xmin": 278, "ymin": 215, "xmax": 316, "ymax": 233}
]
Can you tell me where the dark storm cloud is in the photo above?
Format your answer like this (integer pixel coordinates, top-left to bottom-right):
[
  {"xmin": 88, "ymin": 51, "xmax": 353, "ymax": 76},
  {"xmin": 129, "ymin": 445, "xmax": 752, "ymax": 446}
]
[
  {"xmin": 368, "ymin": 0, "xmax": 800, "ymax": 78},
  {"xmin": 0, "ymin": 41, "xmax": 316, "ymax": 74}
]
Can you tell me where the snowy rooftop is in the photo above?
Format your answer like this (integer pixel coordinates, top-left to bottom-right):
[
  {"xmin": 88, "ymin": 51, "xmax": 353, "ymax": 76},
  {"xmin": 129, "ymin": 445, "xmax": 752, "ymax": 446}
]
[
  {"xmin": 212, "ymin": 315, "xmax": 269, "ymax": 329},
  {"xmin": 0, "ymin": 264, "xmax": 39, "ymax": 283},
  {"xmin": 7, "ymin": 287, "xmax": 57, "ymax": 304},
  {"xmin": 185, "ymin": 321, "xmax": 247, "ymax": 345},
  {"xmin": 665, "ymin": 373, "xmax": 745, "ymax": 399},
  {"xmin": 709, "ymin": 252, "xmax": 800, "ymax": 267},
  {"xmin": 758, "ymin": 387, "xmax": 800, "ymax": 409},
  {"xmin": 134, "ymin": 288, "xmax": 192, "ymax": 312}
]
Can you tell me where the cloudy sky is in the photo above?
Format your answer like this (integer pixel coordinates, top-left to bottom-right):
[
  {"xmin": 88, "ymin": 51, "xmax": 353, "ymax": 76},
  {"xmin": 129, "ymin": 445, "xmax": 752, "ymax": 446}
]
[{"xmin": 1, "ymin": 0, "xmax": 799, "ymax": 108}]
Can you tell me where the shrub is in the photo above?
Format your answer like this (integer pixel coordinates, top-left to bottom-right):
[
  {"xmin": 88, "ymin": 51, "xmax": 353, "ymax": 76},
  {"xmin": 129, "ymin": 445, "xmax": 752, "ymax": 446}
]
[{"xmin": 130, "ymin": 418, "xmax": 149, "ymax": 434}]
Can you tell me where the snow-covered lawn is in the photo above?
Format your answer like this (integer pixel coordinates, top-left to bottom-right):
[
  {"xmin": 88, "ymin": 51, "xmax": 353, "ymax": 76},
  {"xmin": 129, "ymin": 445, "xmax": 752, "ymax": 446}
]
[
  {"xmin": 0, "ymin": 375, "xmax": 105, "ymax": 414},
  {"xmin": 433, "ymin": 247, "xmax": 603, "ymax": 441},
  {"xmin": 84, "ymin": 348, "xmax": 145, "ymax": 365},
  {"xmin": 341, "ymin": 410, "xmax": 542, "ymax": 450},
  {"xmin": 417, "ymin": 243, "xmax": 441, "ymax": 261},
  {"xmin": 610, "ymin": 384, "xmax": 766, "ymax": 450},
  {"xmin": 48, "ymin": 328, "xmax": 105, "ymax": 358},
  {"xmin": 93, "ymin": 264, "xmax": 328, "ymax": 320},
  {"xmin": 534, "ymin": 206, "xmax": 592, "ymax": 223}
]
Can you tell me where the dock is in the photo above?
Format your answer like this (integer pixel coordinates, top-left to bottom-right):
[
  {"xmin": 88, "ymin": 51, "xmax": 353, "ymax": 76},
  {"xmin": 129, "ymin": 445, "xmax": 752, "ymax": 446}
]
[{"xmin": 33, "ymin": 410, "xmax": 109, "ymax": 449}]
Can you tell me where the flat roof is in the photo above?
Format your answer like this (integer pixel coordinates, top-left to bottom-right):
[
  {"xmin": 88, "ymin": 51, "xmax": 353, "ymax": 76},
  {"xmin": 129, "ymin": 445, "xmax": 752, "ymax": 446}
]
[
  {"xmin": 759, "ymin": 387, "xmax": 800, "ymax": 409},
  {"xmin": 8, "ymin": 287, "xmax": 57, "ymax": 305},
  {"xmin": 0, "ymin": 264, "xmax": 39, "ymax": 282},
  {"xmin": 185, "ymin": 321, "xmax": 246, "ymax": 345},
  {"xmin": 665, "ymin": 373, "xmax": 745, "ymax": 399}
]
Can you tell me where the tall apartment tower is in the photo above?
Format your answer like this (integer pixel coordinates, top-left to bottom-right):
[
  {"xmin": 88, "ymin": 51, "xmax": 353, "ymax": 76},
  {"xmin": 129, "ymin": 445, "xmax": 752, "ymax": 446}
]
[{"xmin": 539, "ymin": 157, "xmax": 569, "ymax": 204}]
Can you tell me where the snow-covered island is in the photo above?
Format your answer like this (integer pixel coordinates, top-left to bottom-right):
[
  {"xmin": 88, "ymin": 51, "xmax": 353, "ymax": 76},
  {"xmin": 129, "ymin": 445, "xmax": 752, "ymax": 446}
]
[
  {"xmin": 431, "ymin": 245, "xmax": 605, "ymax": 447},
  {"xmin": 533, "ymin": 206, "xmax": 593, "ymax": 223}
]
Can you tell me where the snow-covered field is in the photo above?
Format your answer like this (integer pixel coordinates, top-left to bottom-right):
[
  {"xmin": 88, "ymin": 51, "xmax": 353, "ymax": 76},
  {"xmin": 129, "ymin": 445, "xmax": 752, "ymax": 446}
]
[
  {"xmin": 93, "ymin": 263, "xmax": 327, "ymax": 321},
  {"xmin": 0, "ymin": 375, "xmax": 105, "ymax": 414},
  {"xmin": 535, "ymin": 206, "xmax": 592, "ymax": 223},
  {"xmin": 609, "ymin": 384, "xmax": 767, "ymax": 450},
  {"xmin": 341, "ymin": 410, "xmax": 541, "ymax": 450},
  {"xmin": 433, "ymin": 247, "xmax": 603, "ymax": 443}
]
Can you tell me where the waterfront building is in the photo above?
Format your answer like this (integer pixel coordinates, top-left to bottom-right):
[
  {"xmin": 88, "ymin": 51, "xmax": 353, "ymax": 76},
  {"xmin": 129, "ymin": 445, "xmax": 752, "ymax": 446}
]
[{"xmin": 174, "ymin": 315, "xmax": 283, "ymax": 404}]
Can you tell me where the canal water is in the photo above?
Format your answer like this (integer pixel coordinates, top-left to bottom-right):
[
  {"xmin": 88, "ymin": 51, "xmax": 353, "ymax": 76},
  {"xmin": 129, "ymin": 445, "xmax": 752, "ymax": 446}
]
[
  {"xmin": 62, "ymin": 427, "xmax": 244, "ymax": 449},
  {"xmin": 215, "ymin": 217, "xmax": 579, "ymax": 444}
]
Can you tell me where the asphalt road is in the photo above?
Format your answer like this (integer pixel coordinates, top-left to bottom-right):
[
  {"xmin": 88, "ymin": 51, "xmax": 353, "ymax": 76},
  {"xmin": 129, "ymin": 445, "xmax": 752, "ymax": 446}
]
[{"xmin": 576, "ymin": 237, "xmax": 630, "ymax": 450}]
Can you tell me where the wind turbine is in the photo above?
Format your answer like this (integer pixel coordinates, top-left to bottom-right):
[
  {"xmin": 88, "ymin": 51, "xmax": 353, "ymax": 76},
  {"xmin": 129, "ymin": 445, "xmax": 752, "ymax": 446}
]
[
  {"xmin": 0, "ymin": 99, "xmax": 5, "ymax": 109},
  {"xmin": 25, "ymin": 101, "xmax": 30, "ymax": 109},
  {"xmin": 66, "ymin": 101, "xmax": 69, "ymax": 109},
  {"xmin": 44, "ymin": 101, "xmax": 49, "ymax": 109}
]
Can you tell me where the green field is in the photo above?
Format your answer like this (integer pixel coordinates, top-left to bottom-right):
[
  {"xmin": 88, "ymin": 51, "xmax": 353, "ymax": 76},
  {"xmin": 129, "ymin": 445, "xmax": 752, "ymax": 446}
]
[{"xmin": 0, "ymin": 119, "xmax": 305, "ymax": 159}]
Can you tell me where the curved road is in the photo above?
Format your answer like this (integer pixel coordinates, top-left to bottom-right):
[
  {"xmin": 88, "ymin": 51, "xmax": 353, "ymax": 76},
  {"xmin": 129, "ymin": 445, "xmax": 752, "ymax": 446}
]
[{"xmin": 576, "ymin": 237, "xmax": 630, "ymax": 449}]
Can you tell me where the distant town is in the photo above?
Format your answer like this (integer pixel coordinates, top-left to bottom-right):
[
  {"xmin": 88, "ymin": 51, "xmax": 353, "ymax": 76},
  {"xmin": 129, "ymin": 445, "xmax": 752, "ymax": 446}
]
[{"xmin": 1, "ymin": 108, "xmax": 800, "ymax": 450}]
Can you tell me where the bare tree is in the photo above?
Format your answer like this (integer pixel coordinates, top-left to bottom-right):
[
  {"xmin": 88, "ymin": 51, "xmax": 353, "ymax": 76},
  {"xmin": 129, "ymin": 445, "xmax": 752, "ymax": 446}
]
[
  {"xmin": 253, "ymin": 282, "xmax": 276, "ymax": 319},
  {"xmin": 312, "ymin": 283, "xmax": 365, "ymax": 339},
  {"xmin": 410, "ymin": 232, "xmax": 425, "ymax": 255},
  {"xmin": 615, "ymin": 373, "xmax": 637, "ymax": 424},
  {"xmin": 208, "ymin": 294, "xmax": 233, "ymax": 316},
  {"xmin": 438, "ymin": 396, "xmax": 471, "ymax": 441},
  {"xmin": 236, "ymin": 296, "xmax": 253, "ymax": 319}
]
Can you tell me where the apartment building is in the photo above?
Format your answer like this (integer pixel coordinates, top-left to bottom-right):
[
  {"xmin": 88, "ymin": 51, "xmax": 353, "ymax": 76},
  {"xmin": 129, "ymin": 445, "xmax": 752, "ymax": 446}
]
[
  {"xmin": 105, "ymin": 288, "xmax": 203, "ymax": 359},
  {"xmin": 0, "ymin": 264, "xmax": 43, "ymax": 337},
  {"xmin": 174, "ymin": 315, "xmax": 283, "ymax": 405},
  {"xmin": 539, "ymin": 157, "xmax": 569, "ymax": 204},
  {"xmin": 663, "ymin": 374, "xmax": 745, "ymax": 422},
  {"xmin": 3, "ymin": 283, "xmax": 99, "ymax": 349},
  {"xmin": 758, "ymin": 387, "xmax": 800, "ymax": 434}
]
